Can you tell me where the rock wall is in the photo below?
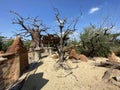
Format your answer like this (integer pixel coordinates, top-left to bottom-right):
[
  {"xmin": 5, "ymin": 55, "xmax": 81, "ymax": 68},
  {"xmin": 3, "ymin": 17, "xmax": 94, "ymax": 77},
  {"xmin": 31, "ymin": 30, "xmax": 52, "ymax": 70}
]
[
  {"xmin": 0, "ymin": 67, "xmax": 5, "ymax": 90},
  {"xmin": 0, "ymin": 36, "xmax": 29, "ymax": 89},
  {"xmin": 0, "ymin": 54, "xmax": 20, "ymax": 89},
  {"xmin": 6, "ymin": 36, "xmax": 28, "ymax": 74},
  {"xmin": 108, "ymin": 52, "xmax": 118, "ymax": 62}
]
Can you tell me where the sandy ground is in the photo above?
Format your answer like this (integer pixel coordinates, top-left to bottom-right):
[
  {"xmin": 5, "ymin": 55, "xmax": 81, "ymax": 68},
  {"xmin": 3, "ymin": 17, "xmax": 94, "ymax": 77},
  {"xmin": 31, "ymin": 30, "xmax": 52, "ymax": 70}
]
[{"xmin": 21, "ymin": 54, "xmax": 120, "ymax": 90}]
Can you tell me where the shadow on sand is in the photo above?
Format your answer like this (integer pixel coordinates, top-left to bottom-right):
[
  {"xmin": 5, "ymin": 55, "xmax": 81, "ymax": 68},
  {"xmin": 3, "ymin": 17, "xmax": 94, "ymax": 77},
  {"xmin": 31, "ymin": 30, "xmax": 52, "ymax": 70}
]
[
  {"xmin": 21, "ymin": 73, "xmax": 49, "ymax": 90},
  {"xmin": 27, "ymin": 61, "xmax": 43, "ymax": 71}
]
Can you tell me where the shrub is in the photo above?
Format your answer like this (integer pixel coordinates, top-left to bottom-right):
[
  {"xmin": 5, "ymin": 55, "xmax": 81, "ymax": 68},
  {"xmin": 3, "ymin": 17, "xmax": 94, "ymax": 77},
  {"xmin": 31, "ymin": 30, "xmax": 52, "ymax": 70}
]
[{"xmin": 79, "ymin": 25, "xmax": 112, "ymax": 57}]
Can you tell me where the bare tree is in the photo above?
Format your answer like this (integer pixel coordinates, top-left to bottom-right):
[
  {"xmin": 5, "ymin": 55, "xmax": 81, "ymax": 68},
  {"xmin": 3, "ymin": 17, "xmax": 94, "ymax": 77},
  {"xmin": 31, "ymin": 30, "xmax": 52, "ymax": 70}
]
[
  {"xmin": 10, "ymin": 11, "xmax": 49, "ymax": 49},
  {"xmin": 54, "ymin": 9, "xmax": 80, "ymax": 65}
]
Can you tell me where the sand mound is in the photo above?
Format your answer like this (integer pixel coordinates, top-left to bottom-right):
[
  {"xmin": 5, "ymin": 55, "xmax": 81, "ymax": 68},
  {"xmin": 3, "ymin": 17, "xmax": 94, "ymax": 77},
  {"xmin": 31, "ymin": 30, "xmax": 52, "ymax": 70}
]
[{"xmin": 21, "ymin": 55, "xmax": 120, "ymax": 90}]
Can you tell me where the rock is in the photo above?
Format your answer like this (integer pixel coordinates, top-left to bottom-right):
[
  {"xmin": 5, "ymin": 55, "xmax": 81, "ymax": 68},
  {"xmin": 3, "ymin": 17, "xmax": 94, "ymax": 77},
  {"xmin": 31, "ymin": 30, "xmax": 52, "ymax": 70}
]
[
  {"xmin": 6, "ymin": 36, "xmax": 28, "ymax": 74},
  {"xmin": 0, "ymin": 56, "xmax": 7, "ymax": 61},
  {"xmin": 72, "ymin": 59, "xmax": 81, "ymax": 63},
  {"xmin": 0, "ymin": 67, "xmax": 5, "ymax": 90},
  {"xmin": 0, "ymin": 55, "xmax": 20, "ymax": 89},
  {"xmin": 6, "ymin": 36, "xmax": 27, "ymax": 54},
  {"xmin": 69, "ymin": 48, "xmax": 88, "ymax": 62},
  {"xmin": 69, "ymin": 48, "xmax": 80, "ymax": 60},
  {"xmin": 115, "ymin": 76, "xmax": 120, "ymax": 82},
  {"xmin": 51, "ymin": 53, "xmax": 59, "ymax": 59},
  {"xmin": 0, "ymin": 51, "xmax": 4, "ymax": 54},
  {"xmin": 79, "ymin": 54, "xmax": 88, "ymax": 62},
  {"xmin": 108, "ymin": 52, "xmax": 118, "ymax": 62}
]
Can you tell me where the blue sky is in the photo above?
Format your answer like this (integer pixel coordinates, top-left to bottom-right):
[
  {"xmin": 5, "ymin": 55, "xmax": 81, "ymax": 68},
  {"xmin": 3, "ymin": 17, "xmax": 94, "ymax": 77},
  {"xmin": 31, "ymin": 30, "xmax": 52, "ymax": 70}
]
[{"xmin": 0, "ymin": 0, "xmax": 120, "ymax": 39}]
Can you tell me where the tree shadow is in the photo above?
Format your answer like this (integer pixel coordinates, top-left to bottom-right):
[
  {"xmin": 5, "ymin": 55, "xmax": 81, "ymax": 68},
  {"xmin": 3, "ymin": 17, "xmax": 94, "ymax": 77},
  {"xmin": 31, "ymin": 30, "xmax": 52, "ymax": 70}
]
[
  {"xmin": 21, "ymin": 73, "xmax": 49, "ymax": 90},
  {"xmin": 41, "ymin": 55, "xmax": 48, "ymax": 59},
  {"xmin": 9, "ymin": 62, "xmax": 46, "ymax": 90},
  {"xmin": 27, "ymin": 61, "xmax": 43, "ymax": 72}
]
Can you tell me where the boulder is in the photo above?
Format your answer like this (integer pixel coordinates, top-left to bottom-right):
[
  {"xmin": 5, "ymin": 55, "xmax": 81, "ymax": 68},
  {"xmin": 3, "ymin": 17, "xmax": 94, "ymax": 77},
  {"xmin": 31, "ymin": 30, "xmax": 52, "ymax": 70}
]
[
  {"xmin": 6, "ymin": 36, "xmax": 28, "ymax": 74},
  {"xmin": 0, "ymin": 51, "xmax": 4, "ymax": 54},
  {"xmin": 79, "ymin": 54, "xmax": 88, "ymax": 62},
  {"xmin": 6, "ymin": 36, "xmax": 27, "ymax": 54},
  {"xmin": 108, "ymin": 52, "xmax": 118, "ymax": 62},
  {"xmin": 0, "ymin": 36, "xmax": 29, "ymax": 89},
  {"xmin": 51, "ymin": 53, "xmax": 59, "ymax": 59},
  {"xmin": 69, "ymin": 48, "xmax": 80, "ymax": 60},
  {"xmin": 0, "ymin": 54, "xmax": 20, "ymax": 89},
  {"xmin": 69, "ymin": 48, "xmax": 88, "ymax": 62}
]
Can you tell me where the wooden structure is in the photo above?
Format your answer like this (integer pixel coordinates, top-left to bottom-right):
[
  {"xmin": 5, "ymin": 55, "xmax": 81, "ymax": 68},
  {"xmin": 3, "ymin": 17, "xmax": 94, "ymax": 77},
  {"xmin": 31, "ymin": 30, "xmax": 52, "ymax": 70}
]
[{"xmin": 42, "ymin": 34, "xmax": 69, "ymax": 46}]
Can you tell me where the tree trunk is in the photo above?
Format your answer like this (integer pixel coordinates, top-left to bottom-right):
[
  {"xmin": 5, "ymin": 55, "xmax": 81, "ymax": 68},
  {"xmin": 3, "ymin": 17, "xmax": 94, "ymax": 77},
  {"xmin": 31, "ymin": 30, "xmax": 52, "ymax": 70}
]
[
  {"xmin": 59, "ymin": 26, "xmax": 64, "ymax": 62},
  {"xmin": 30, "ymin": 30, "xmax": 42, "ymax": 49}
]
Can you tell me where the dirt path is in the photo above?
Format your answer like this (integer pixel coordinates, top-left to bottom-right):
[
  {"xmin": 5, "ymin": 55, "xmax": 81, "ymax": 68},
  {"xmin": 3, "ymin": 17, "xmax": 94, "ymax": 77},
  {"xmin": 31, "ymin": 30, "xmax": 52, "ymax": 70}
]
[{"xmin": 22, "ymin": 55, "xmax": 120, "ymax": 90}]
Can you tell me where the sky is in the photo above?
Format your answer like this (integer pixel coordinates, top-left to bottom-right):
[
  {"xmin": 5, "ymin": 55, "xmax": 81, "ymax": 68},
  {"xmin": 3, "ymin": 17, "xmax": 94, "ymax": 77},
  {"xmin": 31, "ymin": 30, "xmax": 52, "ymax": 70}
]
[{"xmin": 0, "ymin": 0, "xmax": 120, "ymax": 39}]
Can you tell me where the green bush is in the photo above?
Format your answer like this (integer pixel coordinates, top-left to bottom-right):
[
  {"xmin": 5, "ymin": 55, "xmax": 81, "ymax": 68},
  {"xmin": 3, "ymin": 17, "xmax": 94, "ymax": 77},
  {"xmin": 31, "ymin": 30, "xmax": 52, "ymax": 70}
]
[
  {"xmin": 24, "ymin": 40, "xmax": 31, "ymax": 50},
  {"xmin": 79, "ymin": 25, "xmax": 111, "ymax": 57},
  {"xmin": 0, "ymin": 37, "xmax": 3, "ymax": 51},
  {"xmin": 0, "ymin": 37, "xmax": 14, "ymax": 51},
  {"xmin": 2, "ymin": 39, "xmax": 13, "ymax": 51}
]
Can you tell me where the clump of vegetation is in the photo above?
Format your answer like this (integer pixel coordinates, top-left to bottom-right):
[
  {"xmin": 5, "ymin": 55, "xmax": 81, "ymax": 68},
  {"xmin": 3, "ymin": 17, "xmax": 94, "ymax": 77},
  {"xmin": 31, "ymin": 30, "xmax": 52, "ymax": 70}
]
[
  {"xmin": 24, "ymin": 40, "xmax": 31, "ymax": 50},
  {"xmin": 67, "ymin": 38, "xmax": 79, "ymax": 47},
  {"xmin": 0, "ymin": 37, "xmax": 3, "ymax": 50},
  {"xmin": 79, "ymin": 25, "xmax": 114, "ymax": 57},
  {"xmin": 0, "ymin": 37, "xmax": 13, "ymax": 51}
]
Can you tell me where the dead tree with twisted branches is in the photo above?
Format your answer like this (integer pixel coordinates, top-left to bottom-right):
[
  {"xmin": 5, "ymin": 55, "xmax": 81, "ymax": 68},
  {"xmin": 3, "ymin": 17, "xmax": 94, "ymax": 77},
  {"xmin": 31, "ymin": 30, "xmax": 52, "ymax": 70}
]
[
  {"xmin": 10, "ymin": 11, "xmax": 49, "ymax": 49},
  {"xmin": 54, "ymin": 9, "xmax": 80, "ymax": 69}
]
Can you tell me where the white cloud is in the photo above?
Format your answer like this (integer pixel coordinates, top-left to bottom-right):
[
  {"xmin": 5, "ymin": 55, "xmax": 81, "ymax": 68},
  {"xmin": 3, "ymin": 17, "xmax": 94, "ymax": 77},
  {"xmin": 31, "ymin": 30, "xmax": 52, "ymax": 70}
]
[{"xmin": 89, "ymin": 7, "xmax": 100, "ymax": 14}]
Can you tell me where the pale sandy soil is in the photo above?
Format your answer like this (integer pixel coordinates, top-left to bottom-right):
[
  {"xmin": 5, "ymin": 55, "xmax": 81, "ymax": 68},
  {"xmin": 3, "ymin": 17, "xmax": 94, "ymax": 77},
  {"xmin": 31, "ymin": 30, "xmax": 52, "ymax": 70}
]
[{"xmin": 21, "ymin": 54, "xmax": 120, "ymax": 90}]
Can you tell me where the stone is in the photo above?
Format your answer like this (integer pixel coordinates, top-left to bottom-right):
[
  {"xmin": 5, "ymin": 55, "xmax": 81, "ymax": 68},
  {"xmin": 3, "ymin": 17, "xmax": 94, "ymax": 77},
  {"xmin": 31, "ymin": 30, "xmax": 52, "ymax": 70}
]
[
  {"xmin": 69, "ymin": 48, "xmax": 88, "ymax": 62},
  {"xmin": 108, "ymin": 52, "xmax": 118, "ymax": 62},
  {"xmin": 69, "ymin": 48, "xmax": 80, "ymax": 60},
  {"xmin": 0, "ymin": 56, "xmax": 7, "ymax": 61},
  {"xmin": 79, "ymin": 54, "xmax": 88, "ymax": 62},
  {"xmin": 6, "ymin": 36, "xmax": 27, "ymax": 54},
  {"xmin": 51, "ymin": 53, "xmax": 59, "ymax": 59},
  {"xmin": 0, "ymin": 55, "xmax": 20, "ymax": 89},
  {"xmin": 28, "ymin": 48, "xmax": 34, "ymax": 64},
  {"xmin": 115, "ymin": 76, "xmax": 120, "ymax": 82},
  {"xmin": 0, "ymin": 36, "xmax": 29, "ymax": 89},
  {"xmin": 6, "ymin": 36, "xmax": 28, "ymax": 74},
  {"xmin": 0, "ymin": 51, "xmax": 4, "ymax": 54},
  {"xmin": 0, "ymin": 67, "xmax": 5, "ymax": 90}
]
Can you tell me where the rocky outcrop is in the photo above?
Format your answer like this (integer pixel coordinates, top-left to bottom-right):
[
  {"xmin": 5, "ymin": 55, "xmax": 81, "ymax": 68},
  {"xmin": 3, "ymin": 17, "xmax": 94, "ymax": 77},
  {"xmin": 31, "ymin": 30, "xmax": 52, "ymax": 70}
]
[
  {"xmin": 108, "ymin": 52, "xmax": 118, "ymax": 62},
  {"xmin": 0, "ymin": 54, "xmax": 20, "ymax": 89},
  {"xmin": 6, "ymin": 36, "xmax": 27, "ymax": 54},
  {"xmin": 0, "ymin": 36, "xmax": 29, "ymax": 89},
  {"xmin": 0, "ymin": 67, "xmax": 5, "ymax": 90},
  {"xmin": 6, "ymin": 36, "xmax": 28, "ymax": 74},
  {"xmin": 51, "ymin": 53, "xmax": 59, "ymax": 59},
  {"xmin": 69, "ymin": 48, "xmax": 88, "ymax": 62},
  {"xmin": 0, "ymin": 51, "xmax": 4, "ymax": 54}
]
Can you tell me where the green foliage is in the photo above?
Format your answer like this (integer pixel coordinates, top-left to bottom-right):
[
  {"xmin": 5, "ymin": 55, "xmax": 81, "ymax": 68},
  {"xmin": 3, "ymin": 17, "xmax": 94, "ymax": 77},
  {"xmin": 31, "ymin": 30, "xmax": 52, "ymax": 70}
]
[
  {"xmin": 0, "ymin": 37, "xmax": 3, "ymax": 50},
  {"xmin": 110, "ymin": 44, "xmax": 120, "ymax": 56},
  {"xmin": 0, "ymin": 36, "xmax": 14, "ymax": 51},
  {"xmin": 79, "ymin": 25, "xmax": 111, "ymax": 57},
  {"xmin": 2, "ymin": 39, "xmax": 13, "ymax": 51},
  {"xmin": 24, "ymin": 40, "xmax": 31, "ymax": 50},
  {"xmin": 67, "ymin": 38, "xmax": 79, "ymax": 47}
]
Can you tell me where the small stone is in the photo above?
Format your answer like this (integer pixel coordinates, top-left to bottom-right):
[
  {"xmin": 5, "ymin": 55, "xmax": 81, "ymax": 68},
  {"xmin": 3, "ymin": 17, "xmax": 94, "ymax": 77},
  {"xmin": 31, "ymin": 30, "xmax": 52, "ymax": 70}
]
[
  {"xmin": 0, "ymin": 57, "xmax": 7, "ymax": 61},
  {"xmin": 115, "ymin": 76, "xmax": 120, "ymax": 82}
]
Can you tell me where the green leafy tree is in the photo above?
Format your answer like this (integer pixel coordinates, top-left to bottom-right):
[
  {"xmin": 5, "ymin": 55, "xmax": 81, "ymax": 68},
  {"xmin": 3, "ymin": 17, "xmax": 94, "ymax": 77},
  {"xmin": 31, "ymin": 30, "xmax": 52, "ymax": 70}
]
[
  {"xmin": 2, "ymin": 39, "xmax": 13, "ymax": 51},
  {"xmin": 80, "ymin": 25, "xmax": 114, "ymax": 57},
  {"xmin": 0, "ymin": 37, "xmax": 3, "ymax": 50},
  {"xmin": 67, "ymin": 38, "xmax": 79, "ymax": 47},
  {"xmin": 24, "ymin": 40, "xmax": 31, "ymax": 50}
]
